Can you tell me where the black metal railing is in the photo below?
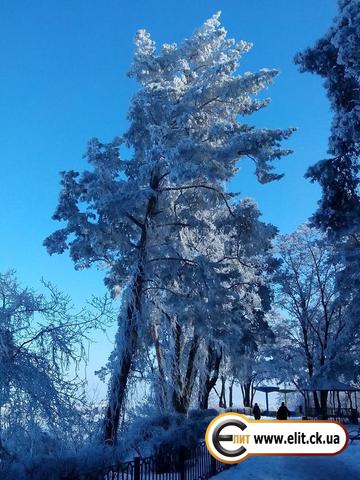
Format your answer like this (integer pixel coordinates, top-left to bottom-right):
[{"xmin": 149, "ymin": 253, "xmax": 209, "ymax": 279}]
[
  {"xmin": 304, "ymin": 406, "xmax": 358, "ymax": 420},
  {"xmin": 90, "ymin": 441, "xmax": 231, "ymax": 480}
]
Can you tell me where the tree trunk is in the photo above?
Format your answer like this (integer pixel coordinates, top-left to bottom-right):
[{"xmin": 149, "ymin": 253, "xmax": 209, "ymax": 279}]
[
  {"xmin": 241, "ymin": 382, "xmax": 252, "ymax": 407},
  {"xmin": 320, "ymin": 390, "xmax": 328, "ymax": 418},
  {"xmin": 152, "ymin": 318, "xmax": 167, "ymax": 409},
  {"xmin": 337, "ymin": 390, "xmax": 341, "ymax": 411},
  {"xmin": 103, "ymin": 190, "xmax": 157, "ymax": 445},
  {"xmin": 313, "ymin": 391, "xmax": 321, "ymax": 415},
  {"xmin": 250, "ymin": 383, "xmax": 256, "ymax": 407},
  {"xmin": 172, "ymin": 325, "xmax": 200, "ymax": 414},
  {"xmin": 171, "ymin": 320, "xmax": 184, "ymax": 412},
  {"xmin": 198, "ymin": 345, "xmax": 222, "ymax": 410},
  {"xmin": 103, "ymin": 270, "xmax": 143, "ymax": 445},
  {"xmin": 229, "ymin": 379, "xmax": 235, "ymax": 408},
  {"xmin": 219, "ymin": 376, "xmax": 227, "ymax": 409}
]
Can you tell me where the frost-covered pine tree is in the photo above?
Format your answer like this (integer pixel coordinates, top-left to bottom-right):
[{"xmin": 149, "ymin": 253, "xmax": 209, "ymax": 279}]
[
  {"xmin": 295, "ymin": 0, "xmax": 360, "ymax": 349},
  {"xmin": 45, "ymin": 13, "xmax": 294, "ymax": 445},
  {"xmin": 295, "ymin": 0, "xmax": 360, "ymax": 235}
]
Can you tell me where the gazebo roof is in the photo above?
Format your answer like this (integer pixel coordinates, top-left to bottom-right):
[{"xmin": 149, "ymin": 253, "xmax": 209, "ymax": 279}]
[
  {"xmin": 278, "ymin": 388, "xmax": 297, "ymax": 394},
  {"xmin": 300, "ymin": 379, "xmax": 360, "ymax": 392},
  {"xmin": 254, "ymin": 386, "xmax": 280, "ymax": 393}
]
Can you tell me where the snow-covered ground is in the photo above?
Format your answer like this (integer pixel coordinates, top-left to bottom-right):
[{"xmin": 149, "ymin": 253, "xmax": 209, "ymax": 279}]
[{"xmin": 214, "ymin": 427, "xmax": 360, "ymax": 480}]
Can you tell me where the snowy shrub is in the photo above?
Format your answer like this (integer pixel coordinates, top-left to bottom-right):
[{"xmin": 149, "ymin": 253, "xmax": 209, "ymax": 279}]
[{"xmin": 123, "ymin": 407, "xmax": 218, "ymax": 457}]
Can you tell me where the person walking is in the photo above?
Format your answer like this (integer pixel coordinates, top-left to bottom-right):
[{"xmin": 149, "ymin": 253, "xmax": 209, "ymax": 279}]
[
  {"xmin": 253, "ymin": 402, "xmax": 261, "ymax": 420},
  {"xmin": 276, "ymin": 402, "xmax": 290, "ymax": 420}
]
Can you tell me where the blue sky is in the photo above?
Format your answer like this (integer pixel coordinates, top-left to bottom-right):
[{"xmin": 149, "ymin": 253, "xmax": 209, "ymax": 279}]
[{"xmin": 0, "ymin": 1, "xmax": 336, "ymax": 397}]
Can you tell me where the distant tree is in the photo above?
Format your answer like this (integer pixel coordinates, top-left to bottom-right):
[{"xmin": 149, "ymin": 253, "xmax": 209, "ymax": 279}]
[
  {"xmin": 0, "ymin": 271, "xmax": 111, "ymax": 457},
  {"xmin": 235, "ymin": 341, "xmax": 272, "ymax": 409},
  {"xmin": 45, "ymin": 13, "xmax": 294, "ymax": 444},
  {"xmin": 190, "ymin": 199, "xmax": 277, "ymax": 411},
  {"xmin": 273, "ymin": 226, "xmax": 359, "ymax": 416},
  {"xmin": 220, "ymin": 301, "xmax": 275, "ymax": 410}
]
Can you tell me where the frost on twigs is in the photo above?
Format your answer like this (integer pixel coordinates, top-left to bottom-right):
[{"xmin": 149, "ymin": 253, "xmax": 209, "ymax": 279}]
[{"xmin": 0, "ymin": 271, "xmax": 114, "ymax": 475}]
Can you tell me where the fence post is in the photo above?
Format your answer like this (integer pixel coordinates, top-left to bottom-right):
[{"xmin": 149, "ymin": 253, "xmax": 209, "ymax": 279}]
[
  {"xmin": 179, "ymin": 446, "xmax": 186, "ymax": 480},
  {"xmin": 210, "ymin": 455, "xmax": 217, "ymax": 476},
  {"xmin": 134, "ymin": 456, "xmax": 141, "ymax": 480}
]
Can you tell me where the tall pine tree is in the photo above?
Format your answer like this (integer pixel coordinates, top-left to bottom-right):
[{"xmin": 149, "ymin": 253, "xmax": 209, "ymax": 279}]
[{"xmin": 45, "ymin": 13, "xmax": 294, "ymax": 444}]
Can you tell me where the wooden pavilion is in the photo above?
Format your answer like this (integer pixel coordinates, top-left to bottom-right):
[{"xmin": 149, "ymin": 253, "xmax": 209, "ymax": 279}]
[{"xmin": 301, "ymin": 380, "xmax": 360, "ymax": 422}]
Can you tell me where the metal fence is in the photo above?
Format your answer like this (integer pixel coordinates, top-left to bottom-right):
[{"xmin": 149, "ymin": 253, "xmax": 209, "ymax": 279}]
[
  {"xmin": 89, "ymin": 441, "xmax": 231, "ymax": 480},
  {"xmin": 304, "ymin": 406, "xmax": 359, "ymax": 421}
]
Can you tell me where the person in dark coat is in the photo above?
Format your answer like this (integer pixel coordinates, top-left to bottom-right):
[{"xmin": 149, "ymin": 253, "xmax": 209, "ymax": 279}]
[
  {"xmin": 276, "ymin": 402, "xmax": 290, "ymax": 420},
  {"xmin": 253, "ymin": 403, "xmax": 261, "ymax": 420}
]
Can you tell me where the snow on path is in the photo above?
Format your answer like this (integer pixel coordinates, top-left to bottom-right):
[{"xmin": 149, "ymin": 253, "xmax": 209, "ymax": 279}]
[{"xmin": 214, "ymin": 443, "xmax": 360, "ymax": 480}]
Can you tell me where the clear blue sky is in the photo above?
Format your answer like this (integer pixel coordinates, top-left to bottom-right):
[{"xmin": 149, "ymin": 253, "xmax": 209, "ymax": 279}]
[{"xmin": 0, "ymin": 1, "xmax": 336, "ymax": 396}]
